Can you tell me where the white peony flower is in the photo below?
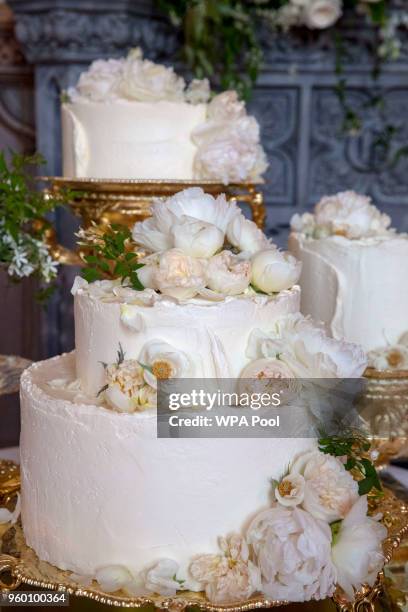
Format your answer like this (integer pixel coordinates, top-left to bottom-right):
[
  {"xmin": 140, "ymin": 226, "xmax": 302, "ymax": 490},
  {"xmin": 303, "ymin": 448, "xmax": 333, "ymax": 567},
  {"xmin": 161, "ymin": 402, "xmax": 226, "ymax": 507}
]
[
  {"xmin": 227, "ymin": 213, "xmax": 271, "ymax": 255},
  {"xmin": 290, "ymin": 450, "xmax": 359, "ymax": 522},
  {"xmin": 331, "ymin": 496, "xmax": 387, "ymax": 599},
  {"xmin": 185, "ymin": 78, "xmax": 211, "ymax": 104},
  {"xmin": 105, "ymin": 359, "xmax": 156, "ymax": 413},
  {"xmin": 274, "ymin": 474, "xmax": 306, "ymax": 508},
  {"xmin": 302, "ymin": 0, "xmax": 342, "ymax": 29},
  {"xmin": 240, "ymin": 357, "xmax": 294, "ymax": 380},
  {"xmin": 139, "ymin": 339, "xmax": 194, "ymax": 387},
  {"xmin": 72, "ymin": 58, "xmax": 124, "ymax": 102},
  {"xmin": 314, "ymin": 191, "xmax": 391, "ymax": 239},
  {"xmin": 119, "ymin": 48, "xmax": 185, "ymax": 102},
  {"xmin": 251, "ymin": 248, "xmax": 301, "ymax": 293},
  {"xmin": 153, "ymin": 249, "xmax": 207, "ymax": 300},
  {"xmin": 0, "ymin": 493, "xmax": 21, "ymax": 525},
  {"xmin": 141, "ymin": 559, "xmax": 181, "ymax": 597},
  {"xmin": 290, "ymin": 212, "xmax": 316, "ymax": 237},
  {"xmin": 238, "ymin": 357, "xmax": 301, "ymax": 406},
  {"xmin": 171, "ymin": 216, "xmax": 224, "ymax": 258},
  {"xmin": 192, "ymin": 91, "xmax": 268, "ymax": 183},
  {"xmin": 367, "ymin": 344, "xmax": 408, "ymax": 371},
  {"xmin": 206, "ymin": 251, "xmax": 251, "ymax": 296},
  {"xmin": 189, "ymin": 534, "xmax": 261, "ymax": 604},
  {"xmin": 132, "ymin": 188, "xmax": 239, "ymax": 253},
  {"xmin": 193, "ymin": 116, "xmax": 268, "ymax": 184},
  {"xmin": 95, "ymin": 565, "xmax": 135, "ymax": 593},
  {"xmin": 246, "ymin": 313, "xmax": 367, "ymax": 378},
  {"xmin": 247, "ymin": 505, "xmax": 336, "ymax": 602}
]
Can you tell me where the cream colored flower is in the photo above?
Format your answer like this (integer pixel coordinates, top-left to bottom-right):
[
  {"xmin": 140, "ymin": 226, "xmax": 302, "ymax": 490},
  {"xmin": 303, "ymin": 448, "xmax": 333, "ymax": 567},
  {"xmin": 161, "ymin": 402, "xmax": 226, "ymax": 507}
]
[
  {"xmin": 290, "ymin": 212, "xmax": 316, "ymax": 237},
  {"xmin": 206, "ymin": 251, "xmax": 251, "ymax": 296},
  {"xmin": 139, "ymin": 339, "xmax": 194, "ymax": 388},
  {"xmin": 132, "ymin": 188, "xmax": 239, "ymax": 253},
  {"xmin": 154, "ymin": 249, "xmax": 207, "ymax": 300},
  {"xmin": 290, "ymin": 450, "xmax": 359, "ymax": 522},
  {"xmin": 314, "ymin": 191, "xmax": 391, "ymax": 239},
  {"xmin": 251, "ymin": 249, "xmax": 301, "ymax": 293},
  {"xmin": 275, "ymin": 474, "xmax": 306, "ymax": 508},
  {"xmin": 227, "ymin": 213, "xmax": 271, "ymax": 255},
  {"xmin": 246, "ymin": 314, "xmax": 367, "ymax": 378},
  {"xmin": 95, "ymin": 565, "xmax": 134, "ymax": 593},
  {"xmin": 171, "ymin": 217, "xmax": 224, "ymax": 258},
  {"xmin": 247, "ymin": 505, "xmax": 336, "ymax": 601},
  {"xmin": 189, "ymin": 534, "xmax": 261, "ymax": 604},
  {"xmin": 368, "ymin": 344, "xmax": 408, "ymax": 371},
  {"xmin": 185, "ymin": 78, "xmax": 211, "ymax": 104},
  {"xmin": 72, "ymin": 58, "xmax": 124, "ymax": 102},
  {"xmin": 141, "ymin": 559, "xmax": 181, "ymax": 597},
  {"xmin": 119, "ymin": 48, "xmax": 185, "ymax": 102},
  {"xmin": 0, "ymin": 493, "xmax": 21, "ymax": 525},
  {"xmin": 105, "ymin": 359, "xmax": 156, "ymax": 413},
  {"xmin": 302, "ymin": 0, "xmax": 342, "ymax": 29},
  {"xmin": 238, "ymin": 357, "xmax": 300, "ymax": 405},
  {"xmin": 331, "ymin": 496, "xmax": 387, "ymax": 599}
]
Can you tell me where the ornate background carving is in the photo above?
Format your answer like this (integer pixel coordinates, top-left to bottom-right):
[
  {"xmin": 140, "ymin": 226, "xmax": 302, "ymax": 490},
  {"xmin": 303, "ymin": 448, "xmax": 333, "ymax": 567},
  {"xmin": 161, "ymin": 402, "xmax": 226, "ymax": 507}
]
[{"xmin": 4, "ymin": 0, "xmax": 408, "ymax": 356}]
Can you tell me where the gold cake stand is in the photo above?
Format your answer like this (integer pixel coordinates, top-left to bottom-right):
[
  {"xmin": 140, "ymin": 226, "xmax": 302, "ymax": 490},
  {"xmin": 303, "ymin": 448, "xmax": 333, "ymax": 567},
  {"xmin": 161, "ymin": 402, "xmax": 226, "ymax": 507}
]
[
  {"xmin": 41, "ymin": 178, "xmax": 266, "ymax": 266},
  {"xmin": 1, "ymin": 460, "xmax": 407, "ymax": 611}
]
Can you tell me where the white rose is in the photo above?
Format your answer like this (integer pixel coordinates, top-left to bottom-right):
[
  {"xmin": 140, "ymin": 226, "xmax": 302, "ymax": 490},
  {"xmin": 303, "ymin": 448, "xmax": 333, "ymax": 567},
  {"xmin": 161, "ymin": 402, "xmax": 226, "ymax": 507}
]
[
  {"xmin": 331, "ymin": 496, "xmax": 387, "ymax": 599},
  {"xmin": 227, "ymin": 213, "xmax": 271, "ymax": 255},
  {"xmin": 171, "ymin": 216, "xmax": 224, "ymax": 258},
  {"xmin": 290, "ymin": 212, "xmax": 316, "ymax": 236},
  {"xmin": 207, "ymin": 90, "xmax": 246, "ymax": 122},
  {"xmin": 95, "ymin": 565, "xmax": 135, "ymax": 593},
  {"xmin": 74, "ymin": 58, "xmax": 124, "ymax": 102},
  {"xmin": 132, "ymin": 188, "xmax": 239, "ymax": 253},
  {"xmin": 302, "ymin": 0, "xmax": 342, "ymax": 29},
  {"xmin": 185, "ymin": 78, "xmax": 211, "ymax": 104},
  {"xmin": 290, "ymin": 450, "xmax": 359, "ymax": 522},
  {"xmin": 189, "ymin": 534, "xmax": 261, "ymax": 604},
  {"xmin": 246, "ymin": 314, "xmax": 367, "ymax": 378},
  {"xmin": 314, "ymin": 191, "xmax": 391, "ymax": 238},
  {"xmin": 206, "ymin": 251, "xmax": 251, "ymax": 295},
  {"xmin": 119, "ymin": 48, "xmax": 185, "ymax": 102},
  {"xmin": 238, "ymin": 357, "xmax": 301, "ymax": 406},
  {"xmin": 251, "ymin": 249, "xmax": 301, "ymax": 293},
  {"xmin": 139, "ymin": 339, "xmax": 194, "ymax": 387},
  {"xmin": 247, "ymin": 505, "xmax": 336, "ymax": 602},
  {"xmin": 141, "ymin": 559, "xmax": 181, "ymax": 597},
  {"xmin": 275, "ymin": 474, "xmax": 306, "ymax": 508},
  {"xmin": 154, "ymin": 249, "xmax": 207, "ymax": 300}
]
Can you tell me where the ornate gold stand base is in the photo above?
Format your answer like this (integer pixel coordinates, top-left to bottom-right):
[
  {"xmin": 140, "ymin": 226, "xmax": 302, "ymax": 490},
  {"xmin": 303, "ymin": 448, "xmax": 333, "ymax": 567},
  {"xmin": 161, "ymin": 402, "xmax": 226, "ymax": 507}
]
[
  {"xmin": 1, "ymin": 461, "xmax": 407, "ymax": 611},
  {"xmin": 42, "ymin": 177, "xmax": 266, "ymax": 266}
]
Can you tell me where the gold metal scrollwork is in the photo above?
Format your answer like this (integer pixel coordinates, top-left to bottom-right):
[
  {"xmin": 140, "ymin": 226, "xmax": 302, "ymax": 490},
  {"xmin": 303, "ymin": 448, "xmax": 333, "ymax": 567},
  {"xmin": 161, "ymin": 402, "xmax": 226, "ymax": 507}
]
[{"xmin": 0, "ymin": 555, "xmax": 21, "ymax": 591}]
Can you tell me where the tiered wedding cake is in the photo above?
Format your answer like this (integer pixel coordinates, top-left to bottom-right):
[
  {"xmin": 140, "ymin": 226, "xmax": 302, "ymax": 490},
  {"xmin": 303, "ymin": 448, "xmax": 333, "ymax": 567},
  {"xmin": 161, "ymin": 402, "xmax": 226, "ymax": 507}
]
[
  {"xmin": 17, "ymin": 188, "xmax": 385, "ymax": 605},
  {"xmin": 62, "ymin": 49, "xmax": 267, "ymax": 182},
  {"xmin": 289, "ymin": 191, "xmax": 408, "ymax": 367}
]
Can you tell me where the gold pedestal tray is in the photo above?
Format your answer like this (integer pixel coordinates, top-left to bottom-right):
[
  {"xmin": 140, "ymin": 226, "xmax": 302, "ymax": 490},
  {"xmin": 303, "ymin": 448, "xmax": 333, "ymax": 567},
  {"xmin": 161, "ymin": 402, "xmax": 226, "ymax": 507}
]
[
  {"xmin": 42, "ymin": 177, "xmax": 266, "ymax": 266},
  {"xmin": 1, "ymin": 461, "xmax": 407, "ymax": 611},
  {"xmin": 361, "ymin": 367, "xmax": 408, "ymax": 466}
]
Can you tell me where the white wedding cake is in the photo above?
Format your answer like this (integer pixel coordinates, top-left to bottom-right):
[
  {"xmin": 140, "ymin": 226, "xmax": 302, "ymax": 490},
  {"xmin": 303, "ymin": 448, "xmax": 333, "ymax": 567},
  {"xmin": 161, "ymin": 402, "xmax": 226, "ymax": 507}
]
[
  {"xmin": 289, "ymin": 191, "xmax": 408, "ymax": 364},
  {"xmin": 62, "ymin": 49, "xmax": 267, "ymax": 182},
  {"xmin": 18, "ymin": 189, "xmax": 385, "ymax": 605}
]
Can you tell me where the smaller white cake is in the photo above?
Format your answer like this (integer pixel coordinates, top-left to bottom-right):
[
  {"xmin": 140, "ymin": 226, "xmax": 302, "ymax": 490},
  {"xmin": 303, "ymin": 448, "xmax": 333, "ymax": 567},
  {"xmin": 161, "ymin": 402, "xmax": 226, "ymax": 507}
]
[
  {"xmin": 289, "ymin": 191, "xmax": 408, "ymax": 355},
  {"xmin": 62, "ymin": 49, "xmax": 267, "ymax": 182}
]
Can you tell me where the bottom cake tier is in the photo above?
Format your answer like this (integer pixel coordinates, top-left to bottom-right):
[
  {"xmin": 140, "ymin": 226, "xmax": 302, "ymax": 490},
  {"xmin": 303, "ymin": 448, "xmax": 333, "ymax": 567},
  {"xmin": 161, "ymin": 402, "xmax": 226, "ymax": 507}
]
[{"xmin": 19, "ymin": 353, "xmax": 313, "ymax": 582}]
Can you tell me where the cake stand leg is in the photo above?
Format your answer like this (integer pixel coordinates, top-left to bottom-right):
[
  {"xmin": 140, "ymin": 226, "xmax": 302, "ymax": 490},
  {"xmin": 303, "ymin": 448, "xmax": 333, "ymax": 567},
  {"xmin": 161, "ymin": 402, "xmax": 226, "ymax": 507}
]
[{"xmin": 333, "ymin": 574, "xmax": 384, "ymax": 611}]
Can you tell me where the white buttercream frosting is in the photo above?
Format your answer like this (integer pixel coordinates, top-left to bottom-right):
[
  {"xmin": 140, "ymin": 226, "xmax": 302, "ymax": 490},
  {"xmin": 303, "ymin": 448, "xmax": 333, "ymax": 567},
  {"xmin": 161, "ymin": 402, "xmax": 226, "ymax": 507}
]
[
  {"xmin": 73, "ymin": 277, "xmax": 301, "ymax": 396},
  {"xmin": 289, "ymin": 231, "xmax": 408, "ymax": 352},
  {"xmin": 20, "ymin": 352, "xmax": 314, "ymax": 579}
]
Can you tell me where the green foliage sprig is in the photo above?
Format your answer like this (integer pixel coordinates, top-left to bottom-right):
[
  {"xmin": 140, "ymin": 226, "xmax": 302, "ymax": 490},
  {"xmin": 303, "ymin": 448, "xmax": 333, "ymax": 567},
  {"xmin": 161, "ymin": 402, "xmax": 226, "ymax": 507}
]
[
  {"xmin": 318, "ymin": 430, "xmax": 382, "ymax": 497},
  {"xmin": 78, "ymin": 223, "xmax": 145, "ymax": 291},
  {"xmin": 0, "ymin": 151, "xmax": 65, "ymax": 298}
]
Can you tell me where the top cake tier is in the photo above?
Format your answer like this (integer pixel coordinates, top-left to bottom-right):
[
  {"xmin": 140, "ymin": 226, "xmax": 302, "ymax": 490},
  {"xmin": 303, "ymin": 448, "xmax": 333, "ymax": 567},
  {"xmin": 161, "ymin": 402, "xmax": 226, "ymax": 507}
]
[{"xmin": 61, "ymin": 49, "xmax": 267, "ymax": 182}]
